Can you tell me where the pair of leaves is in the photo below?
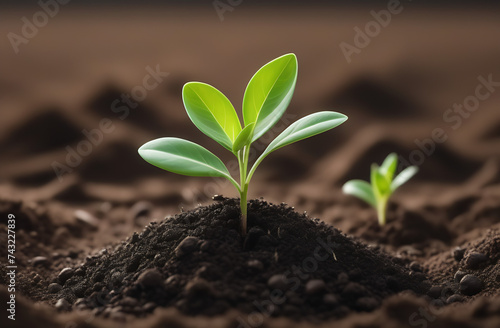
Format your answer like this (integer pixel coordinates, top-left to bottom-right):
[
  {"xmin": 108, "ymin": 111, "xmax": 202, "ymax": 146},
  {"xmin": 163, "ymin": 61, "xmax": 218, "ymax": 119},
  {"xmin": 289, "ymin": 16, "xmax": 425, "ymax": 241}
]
[
  {"xmin": 182, "ymin": 53, "xmax": 297, "ymax": 154},
  {"xmin": 139, "ymin": 112, "xmax": 347, "ymax": 180},
  {"xmin": 342, "ymin": 153, "xmax": 418, "ymax": 207},
  {"xmin": 139, "ymin": 53, "xmax": 347, "ymax": 188}
]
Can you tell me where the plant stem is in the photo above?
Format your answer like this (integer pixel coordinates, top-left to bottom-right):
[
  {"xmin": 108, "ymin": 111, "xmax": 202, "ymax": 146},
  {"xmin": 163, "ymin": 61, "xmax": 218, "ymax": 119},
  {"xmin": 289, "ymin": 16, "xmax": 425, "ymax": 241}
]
[
  {"xmin": 240, "ymin": 183, "xmax": 248, "ymax": 235},
  {"xmin": 238, "ymin": 146, "xmax": 250, "ymax": 236},
  {"xmin": 377, "ymin": 198, "xmax": 387, "ymax": 226}
]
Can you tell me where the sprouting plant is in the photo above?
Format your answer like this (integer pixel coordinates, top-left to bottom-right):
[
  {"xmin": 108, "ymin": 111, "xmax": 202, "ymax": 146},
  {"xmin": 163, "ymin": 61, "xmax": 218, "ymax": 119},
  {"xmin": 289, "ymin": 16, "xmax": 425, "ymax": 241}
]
[
  {"xmin": 342, "ymin": 153, "xmax": 418, "ymax": 226},
  {"xmin": 138, "ymin": 53, "xmax": 347, "ymax": 235}
]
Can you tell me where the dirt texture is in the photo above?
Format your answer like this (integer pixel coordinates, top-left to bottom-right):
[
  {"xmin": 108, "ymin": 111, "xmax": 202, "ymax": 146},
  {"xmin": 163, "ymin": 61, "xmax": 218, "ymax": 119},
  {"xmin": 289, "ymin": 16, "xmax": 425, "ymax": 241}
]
[{"xmin": 36, "ymin": 198, "xmax": 425, "ymax": 320}]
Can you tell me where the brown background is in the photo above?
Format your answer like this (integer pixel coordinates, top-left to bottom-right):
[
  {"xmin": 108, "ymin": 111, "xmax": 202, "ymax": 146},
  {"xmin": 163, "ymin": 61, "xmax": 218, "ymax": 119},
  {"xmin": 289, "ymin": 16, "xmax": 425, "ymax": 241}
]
[{"xmin": 0, "ymin": 2, "xmax": 500, "ymax": 327}]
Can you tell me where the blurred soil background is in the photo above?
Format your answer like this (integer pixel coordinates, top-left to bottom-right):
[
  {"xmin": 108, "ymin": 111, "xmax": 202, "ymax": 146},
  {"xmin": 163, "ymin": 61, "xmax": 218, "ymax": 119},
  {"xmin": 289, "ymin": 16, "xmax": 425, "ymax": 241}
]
[{"xmin": 0, "ymin": 1, "xmax": 500, "ymax": 327}]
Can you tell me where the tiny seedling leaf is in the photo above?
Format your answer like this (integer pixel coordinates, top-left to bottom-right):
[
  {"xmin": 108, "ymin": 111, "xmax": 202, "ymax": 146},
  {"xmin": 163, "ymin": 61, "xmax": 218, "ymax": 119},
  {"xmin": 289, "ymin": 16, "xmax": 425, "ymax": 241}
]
[
  {"xmin": 371, "ymin": 164, "xmax": 390, "ymax": 196},
  {"xmin": 342, "ymin": 180, "xmax": 376, "ymax": 207},
  {"xmin": 138, "ymin": 137, "xmax": 231, "ymax": 179},
  {"xmin": 344, "ymin": 153, "xmax": 418, "ymax": 226},
  {"xmin": 391, "ymin": 166, "xmax": 419, "ymax": 191},
  {"xmin": 232, "ymin": 122, "xmax": 255, "ymax": 153},
  {"xmin": 243, "ymin": 53, "xmax": 298, "ymax": 142},
  {"xmin": 380, "ymin": 152, "xmax": 397, "ymax": 181},
  {"xmin": 261, "ymin": 111, "xmax": 347, "ymax": 157},
  {"xmin": 183, "ymin": 82, "xmax": 241, "ymax": 151}
]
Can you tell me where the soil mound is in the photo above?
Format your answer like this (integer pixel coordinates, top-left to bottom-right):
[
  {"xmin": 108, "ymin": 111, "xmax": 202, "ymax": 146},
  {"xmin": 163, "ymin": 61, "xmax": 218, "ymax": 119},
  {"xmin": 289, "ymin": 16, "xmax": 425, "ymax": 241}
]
[
  {"xmin": 0, "ymin": 109, "xmax": 82, "ymax": 159},
  {"xmin": 50, "ymin": 199, "xmax": 426, "ymax": 321},
  {"xmin": 327, "ymin": 76, "xmax": 421, "ymax": 118},
  {"xmin": 85, "ymin": 85, "xmax": 169, "ymax": 134}
]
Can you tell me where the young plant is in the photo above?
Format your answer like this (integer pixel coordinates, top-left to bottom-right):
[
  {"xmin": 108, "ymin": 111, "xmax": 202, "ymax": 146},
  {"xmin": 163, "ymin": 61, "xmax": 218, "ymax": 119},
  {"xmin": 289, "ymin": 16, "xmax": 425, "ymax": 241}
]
[
  {"xmin": 342, "ymin": 153, "xmax": 418, "ymax": 226},
  {"xmin": 138, "ymin": 53, "xmax": 347, "ymax": 235}
]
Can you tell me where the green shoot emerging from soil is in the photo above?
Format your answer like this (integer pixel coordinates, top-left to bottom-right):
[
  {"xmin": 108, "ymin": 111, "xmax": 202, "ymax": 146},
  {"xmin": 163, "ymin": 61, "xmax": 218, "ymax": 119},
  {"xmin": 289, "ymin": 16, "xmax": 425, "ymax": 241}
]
[
  {"xmin": 342, "ymin": 153, "xmax": 418, "ymax": 226},
  {"xmin": 138, "ymin": 53, "xmax": 347, "ymax": 235}
]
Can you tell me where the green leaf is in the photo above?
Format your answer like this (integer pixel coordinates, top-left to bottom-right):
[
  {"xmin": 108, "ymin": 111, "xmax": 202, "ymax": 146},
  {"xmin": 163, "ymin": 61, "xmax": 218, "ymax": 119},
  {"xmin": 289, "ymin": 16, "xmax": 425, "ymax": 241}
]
[
  {"xmin": 138, "ymin": 137, "xmax": 232, "ymax": 179},
  {"xmin": 232, "ymin": 123, "xmax": 255, "ymax": 153},
  {"xmin": 183, "ymin": 82, "xmax": 241, "ymax": 151},
  {"xmin": 380, "ymin": 153, "xmax": 398, "ymax": 181},
  {"xmin": 242, "ymin": 53, "xmax": 298, "ymax": 143},
  {"xmin": 391, "ymin": 166, "xmax": 418, "ymax": 191},
  {"xmin": 371, "ymin": 164, "xmax": 391, "ymax": 196},
  {"xmin": 261, "ymin": 111, "xmax": 347, "ymax": 157},
  {"xmin": 342, "ymin": 180, "xmax": 376, "ymax": 207}
]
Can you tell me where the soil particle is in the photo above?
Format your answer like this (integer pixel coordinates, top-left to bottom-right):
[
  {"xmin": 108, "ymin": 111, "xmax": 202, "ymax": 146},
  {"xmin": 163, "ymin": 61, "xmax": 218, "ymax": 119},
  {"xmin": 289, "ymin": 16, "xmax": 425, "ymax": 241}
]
[
  {"xmin": 427, "ymin": 285, "xmax": 443, "ymax": 299},
  {"xmin": 446, "ymin": 294, "xmax": 465, "ymax": 303},
  {"xmin": 137, "ymin": 269, "xmax": 163, "ymax": 288},
  {"xmin": 55, "ymin": 298, "xmax": 71, "ymax": 311},
  {"xmin": 58, "ymin": 268, "xmax": 75, "ymax": 284},
  {"xmin": 185, "ymin": 278, "xmax": 214, "ymax": 296},
  {"xmin": 74, "ymin": 209, "xmax": 99, "ymax": 229},
  {"xmin": 73, "ymin": 299, "xmax": 87, "ymax": 311},
  {"xmin": 74, "ymin": 267, "xmax": 85, "ymax": 276},
  {"xmin": 212, "ymin": 195, "xmax": 225, "ymax": 201},
  {"xmin": 120, "ymin": 296, "xmax": 139, "ymax": 307},
  {"xmin": 452, "ymin": 247, "xmax": 466, "ymax": 262},
  {"xmin": 305, "ymin": 279, "xmax": 326, "ymax": 295},
  {"xmin": 143, "ymin": 302, "xmax": 156, "ymax": 312},
  {"xmin": 246, "ymin": 259, "xmax": 264, "ymax": 271},
  {"xmin": 174, "ymin": 236, "xmax": 200, "ymax": 257},
  {"xmin": 460, "ymin": 274, "xmax": 483, "ymax": 296},
  {"xmin": 48, "ymin": 283, "xmax": 63, "ymax": 293},
  {"xmin": 342, "ymin": 282, "xmax": 367, "ymax": 297},
  {"xmin": 267, "ymin": 274, "xmax": 288, "ymax": 291},
  {"xmin": 32, "ymin": 256, "xmax": 49, "ymax": 267},
  {"xmin": 165, "ymin": 275, "xmax": 180, "ymax": 286},
  {"xmin": 464, "ymin": 252, "xmax": 488, "ymax": 269},
  {"xmin": 454, "ymin": 270, "xmax": 467, "ymax": 283}
]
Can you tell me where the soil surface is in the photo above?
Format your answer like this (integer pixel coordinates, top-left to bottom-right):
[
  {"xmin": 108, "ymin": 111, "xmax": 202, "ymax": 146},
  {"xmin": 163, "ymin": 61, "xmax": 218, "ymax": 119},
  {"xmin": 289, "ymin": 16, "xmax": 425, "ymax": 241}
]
[{"xmin": 1, "ymin": 4, "xmax": 500, "ymax": 328}]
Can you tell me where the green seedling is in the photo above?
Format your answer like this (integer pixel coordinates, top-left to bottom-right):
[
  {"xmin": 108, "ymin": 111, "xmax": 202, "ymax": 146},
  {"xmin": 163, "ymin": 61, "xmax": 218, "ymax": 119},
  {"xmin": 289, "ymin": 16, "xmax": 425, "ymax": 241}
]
[
  {"xmin": 342, "ymin": 153, "xmax": 418, "ymax": 226},
  {"xmin": 138, "ymin": 53, "xmax": 347, "ymax": 235}
]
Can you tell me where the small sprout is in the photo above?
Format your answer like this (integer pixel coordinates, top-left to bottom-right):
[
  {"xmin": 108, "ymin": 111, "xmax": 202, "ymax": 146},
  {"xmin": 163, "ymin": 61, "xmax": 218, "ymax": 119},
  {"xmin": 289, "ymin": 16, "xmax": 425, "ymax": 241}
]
[
  {"xmin": 342, "ymin": 153, "xmax": 418, "ymax": 225},
  {"xmin": 138, "ymin": 54, "xmax": 347, "ymax": 235}
]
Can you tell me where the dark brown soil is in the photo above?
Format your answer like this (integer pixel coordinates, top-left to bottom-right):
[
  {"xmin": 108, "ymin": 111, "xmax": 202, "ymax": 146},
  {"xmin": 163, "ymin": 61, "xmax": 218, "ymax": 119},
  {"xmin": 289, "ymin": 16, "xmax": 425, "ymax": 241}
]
[{"xmin": 37, "ymin": 198, "xmax": 424, "ymax": 321}]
